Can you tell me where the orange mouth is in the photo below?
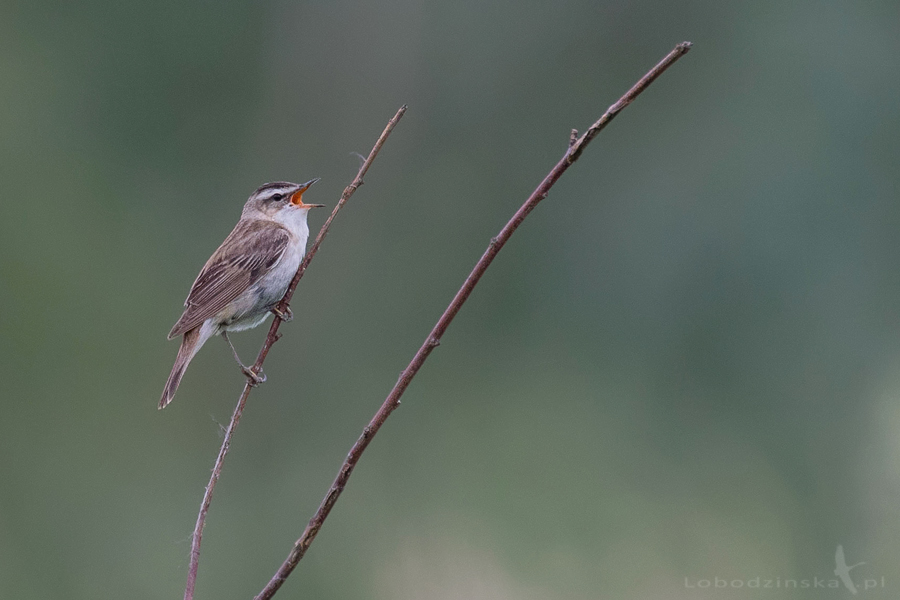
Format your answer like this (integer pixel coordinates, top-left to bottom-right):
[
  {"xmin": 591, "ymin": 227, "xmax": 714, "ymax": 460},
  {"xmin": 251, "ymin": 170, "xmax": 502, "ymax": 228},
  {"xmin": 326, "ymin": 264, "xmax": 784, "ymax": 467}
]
[{"xmin": 290, "ymin": 178, "xmax": 323, "ymax": 207}]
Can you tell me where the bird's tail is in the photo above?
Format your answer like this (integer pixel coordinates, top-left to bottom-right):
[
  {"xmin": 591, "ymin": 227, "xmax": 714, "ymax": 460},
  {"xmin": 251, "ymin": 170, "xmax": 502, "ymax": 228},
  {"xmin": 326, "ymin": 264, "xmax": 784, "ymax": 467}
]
[{"xmin": 159, "ymin": 326, "xmax": 209, "ymax": 409}]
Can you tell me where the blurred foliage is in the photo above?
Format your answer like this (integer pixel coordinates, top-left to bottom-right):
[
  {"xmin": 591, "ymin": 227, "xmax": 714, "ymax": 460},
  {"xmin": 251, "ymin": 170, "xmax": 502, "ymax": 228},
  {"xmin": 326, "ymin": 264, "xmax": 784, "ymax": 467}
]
[{"xmin": 1, "ymin": 1, "xmax": 899, "ymax": 598}]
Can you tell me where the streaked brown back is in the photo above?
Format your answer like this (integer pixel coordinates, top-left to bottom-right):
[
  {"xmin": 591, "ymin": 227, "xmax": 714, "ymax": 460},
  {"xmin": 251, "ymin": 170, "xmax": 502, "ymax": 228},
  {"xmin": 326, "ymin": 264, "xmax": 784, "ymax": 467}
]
[{"xmin": 168, "ymin": 219, "xmax": 290, "ymax": 338}]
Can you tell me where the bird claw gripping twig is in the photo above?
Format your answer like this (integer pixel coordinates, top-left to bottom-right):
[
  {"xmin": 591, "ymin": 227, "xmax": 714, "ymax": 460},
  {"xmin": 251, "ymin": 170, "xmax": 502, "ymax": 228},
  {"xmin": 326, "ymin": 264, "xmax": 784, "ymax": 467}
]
[
  {"xmin": 272, "ymin": 306, "xmax": 293, "ymax": 322},
  {"xmin": 241, "ymin": 365, "xmax": 266, "ymax": 386}
]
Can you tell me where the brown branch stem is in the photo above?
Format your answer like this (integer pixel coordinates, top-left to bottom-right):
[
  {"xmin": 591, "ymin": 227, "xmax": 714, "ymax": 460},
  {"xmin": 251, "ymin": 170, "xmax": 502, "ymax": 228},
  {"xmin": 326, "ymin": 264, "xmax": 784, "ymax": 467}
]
[
  {"xmin": 182, "ymin": 105, "xmax": 407, "ymax": 600},
  {"xmin": 254, "ymin": 41, "xmax": 692, "ymax": 600}
]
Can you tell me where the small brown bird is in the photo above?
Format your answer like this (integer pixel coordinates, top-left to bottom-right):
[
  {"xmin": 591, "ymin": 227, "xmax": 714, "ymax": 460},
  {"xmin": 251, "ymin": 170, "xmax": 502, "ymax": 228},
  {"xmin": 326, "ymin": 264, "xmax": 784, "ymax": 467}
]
[{"xmin": 160, "ymin": 179, "xmax": 324, "ymax": 409}]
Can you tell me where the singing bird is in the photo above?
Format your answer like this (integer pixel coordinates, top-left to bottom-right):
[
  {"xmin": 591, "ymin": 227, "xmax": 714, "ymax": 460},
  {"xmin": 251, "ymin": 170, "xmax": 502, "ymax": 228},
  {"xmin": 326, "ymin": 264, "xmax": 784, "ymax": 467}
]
[{"xmin": 160, "ymin": 179, "xmax": 324, "ymax": 409}]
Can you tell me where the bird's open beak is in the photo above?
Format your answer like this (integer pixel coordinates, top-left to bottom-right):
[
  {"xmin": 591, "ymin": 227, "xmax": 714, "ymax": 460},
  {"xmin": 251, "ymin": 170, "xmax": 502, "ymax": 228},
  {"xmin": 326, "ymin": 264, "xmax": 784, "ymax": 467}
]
[{"xmin": 290, "ymin": 178, "xmax": 325, "ymax": 208}]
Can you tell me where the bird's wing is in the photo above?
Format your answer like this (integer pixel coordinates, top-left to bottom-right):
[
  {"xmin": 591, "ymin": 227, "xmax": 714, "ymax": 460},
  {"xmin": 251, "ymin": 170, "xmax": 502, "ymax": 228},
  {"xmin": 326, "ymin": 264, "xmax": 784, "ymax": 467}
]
[{"xmin": 168, "ymin": 219, "xmax": 291, "ymax": 339}]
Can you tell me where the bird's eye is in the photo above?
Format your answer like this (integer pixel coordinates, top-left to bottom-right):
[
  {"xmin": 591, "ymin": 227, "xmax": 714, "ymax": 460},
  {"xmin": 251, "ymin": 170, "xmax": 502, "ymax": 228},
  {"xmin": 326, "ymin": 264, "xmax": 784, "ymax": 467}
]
[{"xmin": 269, "ymin": 193, "xmax": 285, "ymax": 202}]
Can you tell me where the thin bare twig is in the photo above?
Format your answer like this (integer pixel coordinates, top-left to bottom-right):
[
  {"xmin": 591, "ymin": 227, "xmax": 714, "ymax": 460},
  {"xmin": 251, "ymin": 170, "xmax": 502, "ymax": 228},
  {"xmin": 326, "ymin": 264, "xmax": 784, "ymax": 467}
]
[
  {"xmin": 182, "ymin": 105, "xmax": 407, "ymax": 600},
  {"xmin": 254, "ymin": 41, "xmax": 692, "ymax": 600}
]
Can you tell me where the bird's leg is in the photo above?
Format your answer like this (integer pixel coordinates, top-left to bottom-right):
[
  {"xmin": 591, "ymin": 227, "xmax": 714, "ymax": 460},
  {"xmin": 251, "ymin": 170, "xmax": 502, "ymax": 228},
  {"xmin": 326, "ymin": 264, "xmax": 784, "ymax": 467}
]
[
  {"xmin": 221, "ymin": 331, "xmax": 266, "ymax": 386},
  {"xmin": 271, "ymin": 305, "xmax": 293, "ymax": 322}
]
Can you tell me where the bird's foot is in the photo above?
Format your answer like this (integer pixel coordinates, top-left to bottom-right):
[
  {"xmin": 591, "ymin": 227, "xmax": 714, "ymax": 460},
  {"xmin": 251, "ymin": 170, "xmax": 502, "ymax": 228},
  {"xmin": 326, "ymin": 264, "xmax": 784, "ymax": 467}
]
[
  {"xmin": 272, "ymin": 305, "xmax": 293, "ymax": 322},
  {"xmin": 241, "ymin": 365, "xmax": 267, "ymax": 386}
]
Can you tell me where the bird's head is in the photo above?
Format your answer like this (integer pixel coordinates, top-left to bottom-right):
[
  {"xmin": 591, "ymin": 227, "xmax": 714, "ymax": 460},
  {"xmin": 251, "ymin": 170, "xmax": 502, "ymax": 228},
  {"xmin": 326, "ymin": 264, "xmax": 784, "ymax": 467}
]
[{"xmin": 242, "ymin": 179, "xmax": 324, "ymax": 221}]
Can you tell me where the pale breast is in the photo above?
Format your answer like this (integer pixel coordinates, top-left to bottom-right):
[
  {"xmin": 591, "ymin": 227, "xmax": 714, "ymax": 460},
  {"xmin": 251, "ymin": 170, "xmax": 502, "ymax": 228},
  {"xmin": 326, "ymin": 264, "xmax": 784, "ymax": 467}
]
[
  {"xmin": 215, "ymin": 235, "xmax": 305, "ymax": 333},
  {"xmin": 216, "ymin": 210, "xmax": 310, "ymax": 333},
  {"xmin": 254, "ymin": 237, "xmax": 305, "ymax": 307}
]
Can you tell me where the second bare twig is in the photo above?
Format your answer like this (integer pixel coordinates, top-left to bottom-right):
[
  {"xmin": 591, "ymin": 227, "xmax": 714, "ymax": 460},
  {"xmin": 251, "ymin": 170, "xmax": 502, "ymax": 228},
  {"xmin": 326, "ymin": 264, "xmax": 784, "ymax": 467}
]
[{"xmin": 254, "ymin": 41, "xmax": 692, "ymax": 600}]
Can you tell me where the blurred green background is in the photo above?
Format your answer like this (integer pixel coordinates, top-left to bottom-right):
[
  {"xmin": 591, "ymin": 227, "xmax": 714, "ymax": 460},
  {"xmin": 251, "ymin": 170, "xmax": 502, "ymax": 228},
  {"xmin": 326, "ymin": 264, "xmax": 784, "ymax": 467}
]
[{"xmin": 2, "ymin": 1, "xmax": 899, "ymax": 598}]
